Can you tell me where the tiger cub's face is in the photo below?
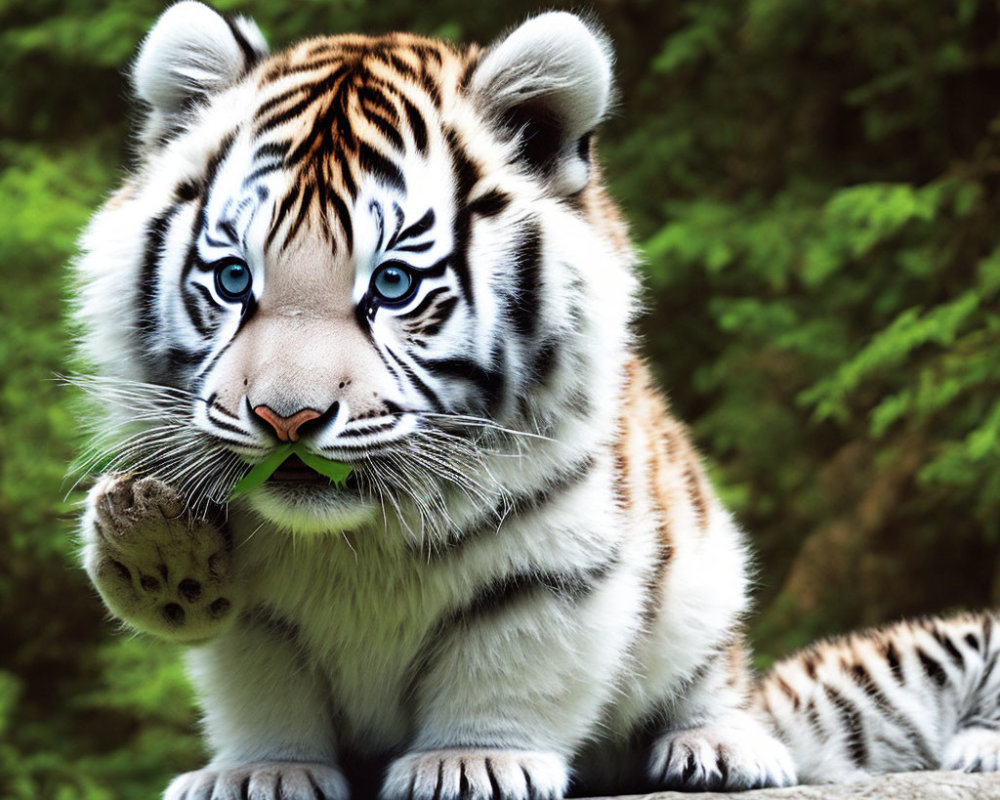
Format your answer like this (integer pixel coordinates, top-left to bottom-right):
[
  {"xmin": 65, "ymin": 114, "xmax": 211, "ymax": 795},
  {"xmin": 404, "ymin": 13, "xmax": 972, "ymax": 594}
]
[{"xmin": 76, "ymin": 2, "xmax": 634, "ymax": 534}]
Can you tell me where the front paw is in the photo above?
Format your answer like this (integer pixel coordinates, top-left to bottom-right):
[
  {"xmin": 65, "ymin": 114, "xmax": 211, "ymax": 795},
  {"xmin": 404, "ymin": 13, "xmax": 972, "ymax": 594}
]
[
  {"xmin": 82, "ymin": 474, "xmax": 240, "ymax": 643},
  {"xmin": 165, "ymin": 761, "xmax": 348, "ymax": 800},
  {"xmin": 648, "ymin": 719, "xmax": 796, "ymax": 791},
  {"xmin": 381, "ymin": 749, "xmax": 567, "ymax": 800}
]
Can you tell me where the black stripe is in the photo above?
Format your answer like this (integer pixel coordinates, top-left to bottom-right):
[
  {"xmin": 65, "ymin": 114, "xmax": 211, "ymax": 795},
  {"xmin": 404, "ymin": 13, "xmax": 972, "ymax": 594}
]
[
  {"xmin": 208, "ymin": 414, "xmax": 251, "ymax": 438},
  {"xmin": 358, "ymin": 84, "xmax": 400, "ymax": 125},
  {"xmin": 444, "ymin": 128, "xmax": 478, "ymax": 306},
  {"xmin": 358, "ymin": 141, "xmax": 405, "ymax": 191},
  {"xmin": 418, "ymin": 455, "xmax": 597, "ymax": 558},
  {"xmin": 401, "ymin": 95, "xmax": 428, "ymax": 155},
  {"xmin": 387, "ymin": 53, "xmax": 418, "ymax": 81},
  {"xmin": 395, "ymin": 240, "xmax": 433, "ymax": 253},
  {"xmin": 468, "ymin": 189, "xmax": 511, "ymax": 218},
  {"xmin": 283, "ymin": 181, "xmax": 315, "ymax": 248},
  {"xmin": 886, "ymin": 642, "xmax": 904, "ymax": 682},
  {"xmin": 412, "ymin": 355, "xmax": 504, "ymax": 413},
  {"xmin": 823, "ymin": 684, "xmax": 868, "ymax": 767},
  {"xmin": 365, "ymin": 110, "xmax": 406, "ymax": 152},
  {"xmin": 848, "ymin": 662, "xmax": 936, "ymax": 767},
  {"xmin": 509, "ymin": 222, "xmax": 543, "ymax": 339},
  {"xmin": 396, "ymin": 209, "xmax": 435, "ymax": 246},
  {"xmin": 917, "ymin": 647, "xmax": 949, "ymax": 687},
  {"xmin": 181, "ymin": 131, "xmax": 237, "ymax": 284},
  {"xmin": 384, "ymin": 346, "xmax": 444, "ymax": 412},
  {"xmin": 137, "ymin": 204, "xmax": 182, "ymax": 346},
  {"xmin": 932, "ymin": 627, "xmax": 966, "ymax": 670},
  {"xmin": 403, "ymin": 556, "xmax": 617, "ymax": 704},
  {"xmin": 419, "ymin": 296, "xmax": 458, "ymax": 338},
  {"xmin": 267, "ymin": 186, "xmax": 302, "ymax": 249},
  {"xmin": 254, "ymin": 86, "xmax": 307, "ymax": 122},
  {"xmin": 184, "ymin": 281, "xmax": 220, "ymax": 336},
  {"xmin": 330, "ymin": 190, "xmax": 354, "ymax": 254},
  {"xmin": 224, "ymin": 17, "xmax": 262, "ymax": 72},
  {"xmin": 402, "ymin": 286, "xmax": 451, "ymax": 320}
]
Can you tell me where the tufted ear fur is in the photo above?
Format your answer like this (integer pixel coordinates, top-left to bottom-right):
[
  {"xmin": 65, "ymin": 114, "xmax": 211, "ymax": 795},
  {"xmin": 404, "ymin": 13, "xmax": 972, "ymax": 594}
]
[
  {"xmin": 469, "ymin": 12, "xmax": 613, "ymax": 197},
  {"xmin": 132, "ymin": 1, "xmax": 268, "ymax": 151}
]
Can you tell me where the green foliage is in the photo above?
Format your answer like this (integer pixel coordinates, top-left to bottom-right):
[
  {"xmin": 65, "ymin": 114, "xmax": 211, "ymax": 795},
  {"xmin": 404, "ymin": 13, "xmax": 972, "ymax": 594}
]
[{"xmin": 3, "ymin": 0, "xmax": 1000, "ymax": 793}]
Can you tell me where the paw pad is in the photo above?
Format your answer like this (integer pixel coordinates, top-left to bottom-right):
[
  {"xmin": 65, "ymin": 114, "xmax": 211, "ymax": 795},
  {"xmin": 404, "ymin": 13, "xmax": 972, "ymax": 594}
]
[{"xmin": 83, "ymin": 474, "xmax": 240, "ymax": 643}]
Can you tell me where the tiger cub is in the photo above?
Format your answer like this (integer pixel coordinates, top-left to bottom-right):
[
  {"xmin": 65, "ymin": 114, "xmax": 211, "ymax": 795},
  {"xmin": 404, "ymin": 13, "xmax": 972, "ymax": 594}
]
[{"xmin": 72, "ymin": 3, "xmax": 987, "ymax": 800}]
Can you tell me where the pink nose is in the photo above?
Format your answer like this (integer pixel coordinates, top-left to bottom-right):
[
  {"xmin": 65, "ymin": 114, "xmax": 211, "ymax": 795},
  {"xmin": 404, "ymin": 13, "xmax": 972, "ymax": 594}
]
[{"xmin": 253, "ymin": 405, "xmax": 322, "ymax": 442}]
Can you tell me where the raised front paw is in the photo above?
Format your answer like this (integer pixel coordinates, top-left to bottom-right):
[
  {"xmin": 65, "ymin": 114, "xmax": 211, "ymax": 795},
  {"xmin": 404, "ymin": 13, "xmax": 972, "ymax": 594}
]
[
  {"xmin": 648, "ymin": 719, "xmax": 796, "ymax": 792},
  {"xmin": 165, "ymin": 761, "xmax": 348, "ymax": 800},
  {"xmin": 82, "ymin": 474, "xmax": 239, "ymax": 643},
  {"xmin": 381, "ymin": 749, "xmax": 567, "ymax": 800}
]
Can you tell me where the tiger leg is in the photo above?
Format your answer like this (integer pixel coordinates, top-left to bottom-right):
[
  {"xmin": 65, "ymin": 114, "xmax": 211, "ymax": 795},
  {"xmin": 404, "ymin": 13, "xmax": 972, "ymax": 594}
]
[
  {"xmin": 381, "ymin": 559, "xmax": 642, "ymax": 800},
  {"xmin": 646, "ymin": 640, "xmax": 797, "ymax": 792},
  {"xmin": 81, "ymin": 473, "xmax": 241, "ymax": 643},
  {"xmin": 165, "ymin": 613, "xmax": 348, "ymax": 800}
]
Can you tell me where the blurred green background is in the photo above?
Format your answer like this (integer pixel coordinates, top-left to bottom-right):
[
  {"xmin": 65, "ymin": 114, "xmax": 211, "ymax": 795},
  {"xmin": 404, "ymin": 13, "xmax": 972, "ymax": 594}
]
[{"xmin": 3, "ymin": 0, "xmax": 1000, "ymax": 797}]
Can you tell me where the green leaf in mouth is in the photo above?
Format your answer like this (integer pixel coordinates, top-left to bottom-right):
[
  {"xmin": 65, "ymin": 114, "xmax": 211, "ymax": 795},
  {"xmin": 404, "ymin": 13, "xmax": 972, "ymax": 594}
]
[{"xmin": 229, "ymin": 444, "xmax": 353, "ymax": 500}]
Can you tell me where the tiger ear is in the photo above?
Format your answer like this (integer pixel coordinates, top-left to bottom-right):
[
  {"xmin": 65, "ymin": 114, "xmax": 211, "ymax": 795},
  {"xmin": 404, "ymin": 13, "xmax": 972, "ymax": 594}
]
[
  {"xmin": 469, "ymin": 12, "xmax": 614, "ymax": 196},
  {"xmin": 132, "ymin": 1, "xmax": 268, "ymax": 148}
]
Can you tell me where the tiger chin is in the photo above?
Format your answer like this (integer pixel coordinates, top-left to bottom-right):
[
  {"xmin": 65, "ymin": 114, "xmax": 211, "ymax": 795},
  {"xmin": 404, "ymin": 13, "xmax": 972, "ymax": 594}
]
[{"xmin": 72, "ymin": 4, "xmax": 999, "ymax": 800}]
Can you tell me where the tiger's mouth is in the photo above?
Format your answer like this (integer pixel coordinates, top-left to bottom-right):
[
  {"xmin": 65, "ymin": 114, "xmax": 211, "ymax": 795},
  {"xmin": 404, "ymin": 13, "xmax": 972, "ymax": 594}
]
[{"xmin": 266, "ymin": 454, "xmax": 359, "ymax": 491}]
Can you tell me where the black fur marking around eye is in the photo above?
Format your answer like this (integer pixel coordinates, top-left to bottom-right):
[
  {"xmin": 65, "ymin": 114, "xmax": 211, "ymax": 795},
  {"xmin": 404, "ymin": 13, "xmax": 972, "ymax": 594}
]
[
  {"xmin": 185, "ymin": 281, "xmax": 223, "ymax": 335},
  {"xmin": 181, "ymin": 131, "xmax": 237, "ymax": 285},
  {"xmin": 403, "ymin": 286, "xmax": 451, "ymax": 319}
]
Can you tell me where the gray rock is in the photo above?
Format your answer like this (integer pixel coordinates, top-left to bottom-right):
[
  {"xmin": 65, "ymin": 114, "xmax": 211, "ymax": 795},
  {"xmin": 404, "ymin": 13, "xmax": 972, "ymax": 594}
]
[{"xmin": 588, "ymin": 771, "xmax": 1000, "ymax": 800}]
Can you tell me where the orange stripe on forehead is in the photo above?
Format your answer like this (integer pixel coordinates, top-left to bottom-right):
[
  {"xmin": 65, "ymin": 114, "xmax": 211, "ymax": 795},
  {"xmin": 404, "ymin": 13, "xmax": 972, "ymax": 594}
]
[{"xmin": 252, "ymin": 34, "xmax": 470, "ymax": 254}]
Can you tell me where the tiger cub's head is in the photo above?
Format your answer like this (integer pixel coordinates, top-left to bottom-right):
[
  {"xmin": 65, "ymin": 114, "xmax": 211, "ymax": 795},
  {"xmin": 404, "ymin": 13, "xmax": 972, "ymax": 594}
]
[{"xmin": 75, "ymin": 1, "xmax": 637, "ymax": 536}]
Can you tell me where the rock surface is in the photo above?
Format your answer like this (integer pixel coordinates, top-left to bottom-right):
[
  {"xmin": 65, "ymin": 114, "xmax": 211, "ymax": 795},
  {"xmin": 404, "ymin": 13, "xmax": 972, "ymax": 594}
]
[{"xmin": 589, "ymin": 771, "xmax": 1000, "ymax": 800}]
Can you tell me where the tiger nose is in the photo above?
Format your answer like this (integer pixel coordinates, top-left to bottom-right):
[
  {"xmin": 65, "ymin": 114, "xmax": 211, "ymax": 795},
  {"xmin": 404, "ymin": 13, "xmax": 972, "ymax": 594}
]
[{"xmin": 253, "ymin": 405, "xmax": 323, "ymax": 443}]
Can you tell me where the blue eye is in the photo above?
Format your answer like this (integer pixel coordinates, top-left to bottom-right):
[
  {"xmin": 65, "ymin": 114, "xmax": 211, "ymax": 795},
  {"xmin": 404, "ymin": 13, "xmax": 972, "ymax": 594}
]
[
  {"xmin": 371, "ymin": 263, "xmax": 416, "ymax": 302},
  {"xmin": 214, "ymin": 258, "xmax": 253, "ymax": 302}
]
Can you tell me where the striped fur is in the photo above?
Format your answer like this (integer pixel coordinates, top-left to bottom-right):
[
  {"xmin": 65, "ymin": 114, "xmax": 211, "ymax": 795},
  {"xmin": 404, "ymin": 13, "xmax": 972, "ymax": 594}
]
[
  {"xmin": 72, "ymin": 4, "xmax": 994, "ymax": 800},
  {"xmin": 758, "ymin": 611, "xmax": 1000, "ymax": 782}
]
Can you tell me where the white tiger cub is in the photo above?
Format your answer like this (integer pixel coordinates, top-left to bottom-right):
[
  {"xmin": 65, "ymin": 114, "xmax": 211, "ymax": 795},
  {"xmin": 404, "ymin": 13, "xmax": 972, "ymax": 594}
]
[{"xmin": 72, "ymin": 3, "xmax": 997, "ymax": 799}]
